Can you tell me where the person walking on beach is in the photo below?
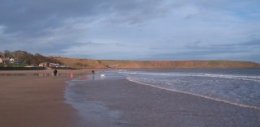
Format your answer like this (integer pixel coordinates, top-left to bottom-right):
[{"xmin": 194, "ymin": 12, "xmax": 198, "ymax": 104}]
[
  {"xmin": 91, "ymin": 70, "xmax": 95, "ymax": 80},
  {"xmin": 53, "ymin": 69, "xmax": 58, "ymax": 76}
]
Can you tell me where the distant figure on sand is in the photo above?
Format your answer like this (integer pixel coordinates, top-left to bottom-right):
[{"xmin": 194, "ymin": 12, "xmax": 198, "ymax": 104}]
[
  {"xmin": 91, "ymin": 70, "xmax": 95, "ymax": 80},
  {"xmin": 53, "ymin": 69, "xmax": 58, "ymax": 76}
]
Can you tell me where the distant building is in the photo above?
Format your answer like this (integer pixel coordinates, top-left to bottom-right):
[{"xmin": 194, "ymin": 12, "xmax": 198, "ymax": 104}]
[
  {"xmin": 0, "ymin": 58, "xmax": 3, "ymax": 64},
  {"xmin": 49, "ymin": 63, "xmax": 60, "ymax": 68},
  {"xmin": 0, "ymin": 55, "xmax": 4, "ymax": 64},
  {"xmin": 0, "ymin": 57, "xmax": 11, "ymax": 64},
  {"xmin": 39, "ymin": 62, "xmax": 66, "ymax": 68},
  {"xmin": 39, "ymin": 62, "xmax": 49, "ymax": 67},
  {"xmin": 9, "ymin": 58, "xmax": 15, "ymax": 63}
]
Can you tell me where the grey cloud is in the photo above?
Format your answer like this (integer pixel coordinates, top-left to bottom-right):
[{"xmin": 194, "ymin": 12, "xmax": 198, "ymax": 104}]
[
  {"xmin": 0, "ymin": 39, "xmax": 84, "ymax": 55},
  {"xmin": 148, "ymin": 39, "xmax": 260, "ymax": 61},
  {"xmin": 76, "ymin": 41, "xmax": 127, "ymax": 47},
  {"xmin": 0, "ymin": 0, "xmax": 169, "ymax": 55},
  {"xmin": 240, "ymin": 39, "xmax": 260, "ymax": 46},
  {"xmin": 185, "ymin": 39, "xmax": 260, "ymax": 52},
  {"xmin": 0, "ymin": 0, "xmax": 167, "ymax": 34},
  {"xmin": 0, "ymin": 0, "xmax": 259, "ymax": 61}
]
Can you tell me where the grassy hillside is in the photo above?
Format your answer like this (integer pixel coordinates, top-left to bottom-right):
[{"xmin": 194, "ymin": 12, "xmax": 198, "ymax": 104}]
[
  {"xmin": 100, "ymin": 60, "xmax": 260, "ymax": 69},
  {"xmin": 54, "ymin": 57, "xmax": 260, "ymax": 69},
  {"xmin": 1, "ymin": 50, "xmax": 259, "ymax": 69},
  {"xmin": 53, "ymin": 57, "xmax": 106, "ymax": 68},
  {"xmin": 0, "ymin": 50, "xmax": 61, "ymax": 66}
]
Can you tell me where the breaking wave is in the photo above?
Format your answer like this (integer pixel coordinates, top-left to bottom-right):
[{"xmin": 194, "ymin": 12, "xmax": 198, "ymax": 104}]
[{"xmin": 117, "ymin": 69, "xmax": 260, "ymax": 110}]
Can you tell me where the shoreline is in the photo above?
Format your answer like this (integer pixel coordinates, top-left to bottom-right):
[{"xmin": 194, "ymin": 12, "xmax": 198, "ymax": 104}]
[
  {"xmin": 66, "ymin": 78, "xmax": 260, "ymax": 127},
  {"xmin": 1, "ymin": 69, "xmax": 260, "ymax": 127},
  {"xmin": 127, "ymin": 77, "xmax": 260, "ymax": 111}
]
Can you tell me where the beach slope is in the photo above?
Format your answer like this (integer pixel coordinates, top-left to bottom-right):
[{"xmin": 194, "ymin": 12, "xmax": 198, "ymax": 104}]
[
  {"xmin": 69, "ymin": 78, "xmax": 260, "ymax": 127},
  {"xmin": 0, "ymin": 75, "xmax": 77, "ymax": 127}
]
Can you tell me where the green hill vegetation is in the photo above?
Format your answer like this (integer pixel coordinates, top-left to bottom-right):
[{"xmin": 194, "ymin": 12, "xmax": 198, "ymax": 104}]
[
  {"xmin": 54, "ymin": 57, "xmax": 260, "ymax": 69},
  {"xmin": 1, "ymin": 50, "xmax": 259, "ymax": 69},
  {"xmin": 0, "ymin": 50, "xmax": 60, "ymax": 67}
]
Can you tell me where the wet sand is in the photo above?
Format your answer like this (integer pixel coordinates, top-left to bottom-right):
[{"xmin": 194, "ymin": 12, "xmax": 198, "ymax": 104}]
[
  {"xmin": 0, "ymin": 70, "xmax": 91, "ymax": 127},
  {"xmin": 1, "ymin": 69, "xmax": 260, "ymax": 127},
  {"xmin": 74, "ymin": 79, "xmax": 260, "ymax": 127}
]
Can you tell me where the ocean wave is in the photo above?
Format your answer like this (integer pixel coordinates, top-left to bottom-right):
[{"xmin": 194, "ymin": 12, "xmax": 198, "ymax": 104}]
[
  {"xmin": 118, "ymin": 70, "xmax": 260, "ymax": 83},
  {"xmin": 127, "ymin": 77, "xmax": 260, "ymax": 111}
]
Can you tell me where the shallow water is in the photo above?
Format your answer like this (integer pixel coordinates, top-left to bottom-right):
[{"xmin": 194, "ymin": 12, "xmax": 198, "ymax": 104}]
[
  {"xmin": 115, "ymin": 69, "xmax": 260, "ymax": 110},
  {"xmin": 72, "ymin": 68, "xmax": 260, "ymax": 109},
  {"xmin": 65, "ymin": 77, "xmax": 127, "ymax": 127},
  {"xmin": 65, "ymin": 68, "xmax": 260, "ymax": 126}
]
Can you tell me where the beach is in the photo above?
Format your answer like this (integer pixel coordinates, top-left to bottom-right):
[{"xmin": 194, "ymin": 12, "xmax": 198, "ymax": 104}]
[
  {"xmin": 0, "ymin": 70, "xmax": 90, "ymax": 127},
  {"xmin": 1, "ymin": 69, "xmax": 260, "ymax": 127},
  {"xmin": 66, "ymin": 76, "xmax": 260, "ymax": 127}
]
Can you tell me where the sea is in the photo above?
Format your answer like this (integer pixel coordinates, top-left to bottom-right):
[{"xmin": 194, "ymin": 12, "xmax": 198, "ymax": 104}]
[
  {"xmin": 65, "ymin": 68, "xmax": 260, "ymax": 112},
  {"xmin": 65, "ymin": 69, "xmax": 260, "ymax": 125}
]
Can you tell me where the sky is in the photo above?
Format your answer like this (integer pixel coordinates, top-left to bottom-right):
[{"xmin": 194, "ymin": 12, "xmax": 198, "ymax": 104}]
[{"xmin": 0, "ymin": 0, "xmax": 260, "ymax": 61}]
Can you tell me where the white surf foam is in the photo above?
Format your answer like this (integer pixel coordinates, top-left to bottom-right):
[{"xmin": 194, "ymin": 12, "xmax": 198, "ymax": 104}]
[
  {"xmin": 119, "ymin": 71, "xmax": 260, "ymax": 83},
  {"xmin": 127, "ymin": 77, "xmax": 260, "ymax": 111}
]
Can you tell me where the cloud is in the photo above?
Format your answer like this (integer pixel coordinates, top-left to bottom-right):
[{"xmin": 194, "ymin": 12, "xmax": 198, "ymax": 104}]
[
  {"xmin": 0, "ymin": 0, "xmax": 259, "ymax": 61},
  {"xmin": 149, "ymin": 39, "xmax": 260, "ymax": 61},
  {"xmin": 61, "ymin": 39, "xmax": 152, "ymax": 59},
  {"xmin": 0, "ymin": 0, "xmax": 167, "ymax": 34},
  {"xmin": 0, "ymin": 0, "xmax": 170, "ymax": 55}
]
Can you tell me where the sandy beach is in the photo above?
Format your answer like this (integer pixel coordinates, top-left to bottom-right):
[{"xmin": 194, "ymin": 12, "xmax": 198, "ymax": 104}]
[
  {"xmin": 68, "ymin": 78, "xmax": 260, "ymax": 127},
  {"xmin": 0, "ymin": 70, "xmax": 91, "ymax": 127},
  {"xmin": 1, "ymin": 70, "xmax": 260, "ymax": 127}
]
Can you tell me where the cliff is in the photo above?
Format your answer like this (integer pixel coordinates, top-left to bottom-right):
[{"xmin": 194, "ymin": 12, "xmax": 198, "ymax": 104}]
[
  {"xmin": 1, "ymin": 50, "xmax": 259, "ymax": 69},
  {"xmin": 54, "ymin": 57, "xmax": 260, "ymax": 69}
]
